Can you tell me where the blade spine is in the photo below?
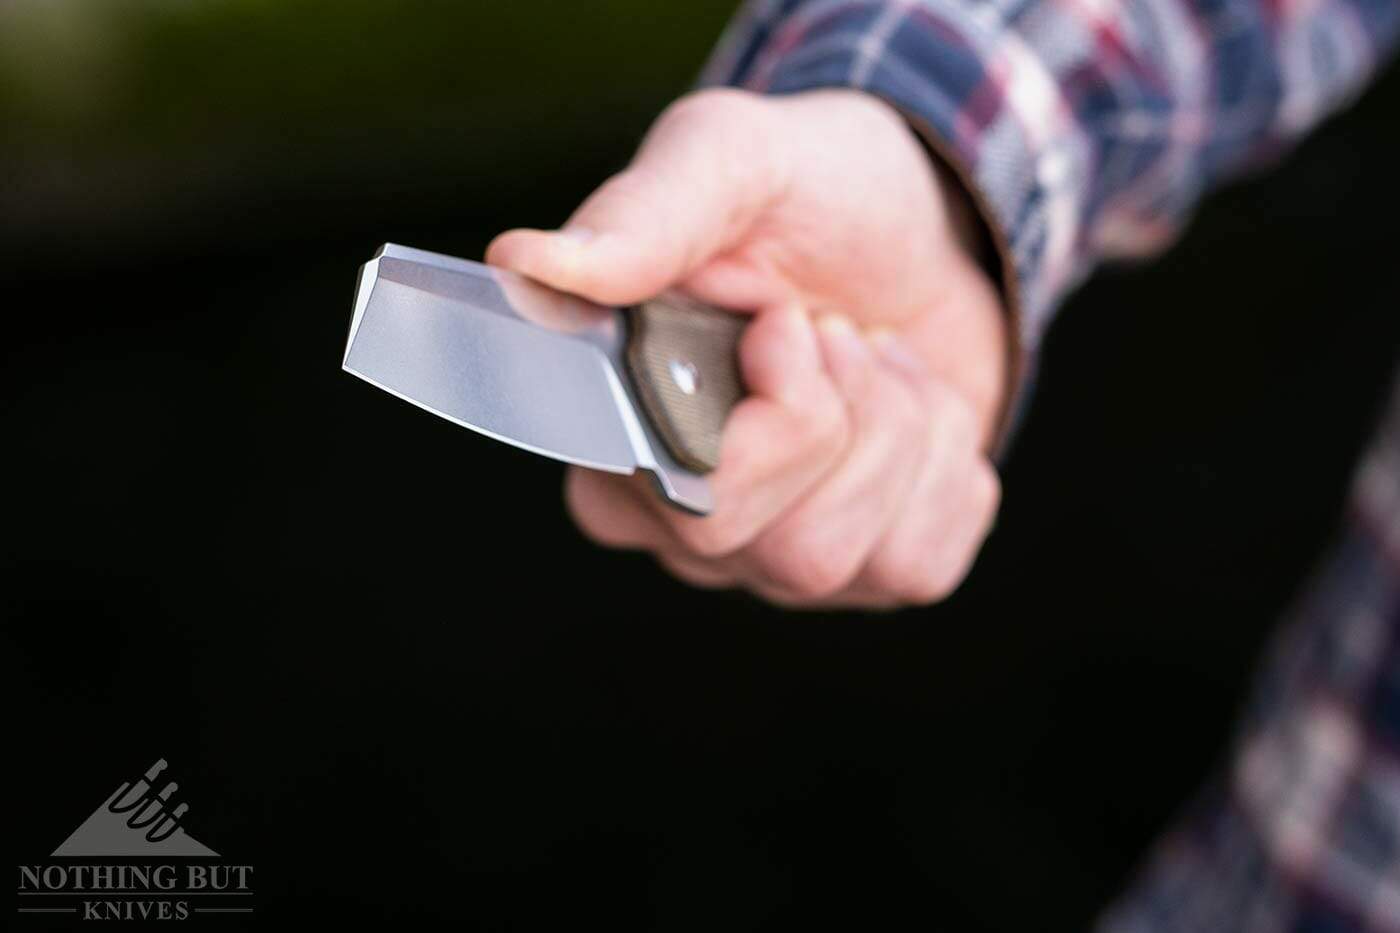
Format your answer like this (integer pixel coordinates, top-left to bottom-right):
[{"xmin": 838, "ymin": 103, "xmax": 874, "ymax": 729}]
[{"xmin": 377, "ymin": 242, "xmax": 485, "ymax": 274}]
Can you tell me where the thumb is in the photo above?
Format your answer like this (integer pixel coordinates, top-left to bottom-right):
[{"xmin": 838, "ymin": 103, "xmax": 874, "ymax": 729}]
[{"xmin": 486, "ymin": 90, "xmax": 786, "ymax": 306}]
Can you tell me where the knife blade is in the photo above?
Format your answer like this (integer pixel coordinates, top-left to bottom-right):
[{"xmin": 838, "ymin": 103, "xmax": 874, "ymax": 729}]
[{"xmin": 342, "ymin": 243, "xmax": 747, "ymax": 515}]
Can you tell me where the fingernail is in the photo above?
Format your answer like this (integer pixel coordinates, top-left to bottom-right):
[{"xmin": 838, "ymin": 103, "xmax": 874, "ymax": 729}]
[
  {"xmin": 817, "ymin": 313, "xmax": 855, "ymax": 338},
  {"xmin": 817, "ymin": 313, "xmax": 871, "ymax": 360},
  {"xmin": 780, "ymin": 304, "xmax": 814, "ymax": 339},
  {"xmin": 870, "ymin": 329, "xmax": 927, "ymax": 376}
]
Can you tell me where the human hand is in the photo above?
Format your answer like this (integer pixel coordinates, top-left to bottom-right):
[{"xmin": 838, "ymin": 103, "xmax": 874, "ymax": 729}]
[{"xmin": 487, "ymin": 88, "xmax": 1007, "ymax": 609}]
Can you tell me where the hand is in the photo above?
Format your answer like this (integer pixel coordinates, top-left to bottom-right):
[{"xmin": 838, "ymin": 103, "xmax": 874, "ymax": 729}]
[{"xmin": 488, "ymin": 88, "xmax": 1007, "ymax": 609}]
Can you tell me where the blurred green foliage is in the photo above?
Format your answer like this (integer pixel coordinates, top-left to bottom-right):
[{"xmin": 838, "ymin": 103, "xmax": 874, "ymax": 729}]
[{"xmin": 0, "ymin": 0, "xmax": 737, "ymax": 263}]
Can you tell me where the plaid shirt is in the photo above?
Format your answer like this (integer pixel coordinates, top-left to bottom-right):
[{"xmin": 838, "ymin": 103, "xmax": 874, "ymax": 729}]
[{"xmin": 702, "ymin": 0, "xmax": 1400, "ymax": 929}]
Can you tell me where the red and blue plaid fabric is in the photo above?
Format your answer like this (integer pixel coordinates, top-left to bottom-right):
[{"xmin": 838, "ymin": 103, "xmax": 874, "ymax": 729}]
[{"xmin": 703, "ymin": 0, "xmax": 1400, "ymax": 928}]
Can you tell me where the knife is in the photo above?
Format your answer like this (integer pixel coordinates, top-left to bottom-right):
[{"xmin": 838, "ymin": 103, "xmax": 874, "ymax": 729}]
[{"xmin": 342, "ymin": 243, "xmax": 747, "ymax": 515}]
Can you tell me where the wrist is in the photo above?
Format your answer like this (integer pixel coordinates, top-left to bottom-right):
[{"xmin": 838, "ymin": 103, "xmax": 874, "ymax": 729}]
[{"xmin": 889, "ymin": 107, "xmax": 1016, "ymax": 452}]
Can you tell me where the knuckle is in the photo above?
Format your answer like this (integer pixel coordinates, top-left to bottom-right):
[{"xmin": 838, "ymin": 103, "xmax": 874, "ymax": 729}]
[
  {"xmin": 874, "ymin": 555, "xmax": 959, "ymax": 605},
  {"xmin": 757, "ymin": 527, "xmax": 856, "ymax": 598},
  {"xmin": 660, "ymin": 87, "xmax": 760, "ymax": 129},
  {"xmin": 643, "ymin": 89, "xmax": 787, "ymax": 246},
  {"xmin": 590, "ymin": 168, "xmax": 690, "ymax": 267},
  {"xmin": 869, "ymin": 555, "xmax": 940, "ymax": 606},
  {"xmin": 862, "ymin": 552, "xmax": 909, "ymax": 597}
]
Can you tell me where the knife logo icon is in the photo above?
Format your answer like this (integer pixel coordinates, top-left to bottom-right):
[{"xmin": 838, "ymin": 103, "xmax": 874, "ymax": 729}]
[{"xmin": 342, "ymin": 244, "xmax": 746, "ymax": 515}]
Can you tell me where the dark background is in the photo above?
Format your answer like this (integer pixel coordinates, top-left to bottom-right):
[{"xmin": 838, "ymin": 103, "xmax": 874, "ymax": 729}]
[{"xmin": 6, "ymin": 2, "xmax": 1399, "ymax": 929}]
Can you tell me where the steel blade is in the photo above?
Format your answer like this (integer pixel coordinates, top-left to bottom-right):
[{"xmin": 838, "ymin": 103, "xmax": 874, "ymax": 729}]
[{"xmin": 342, "ymin": 244, "xmax": 714, "ymax": 514}]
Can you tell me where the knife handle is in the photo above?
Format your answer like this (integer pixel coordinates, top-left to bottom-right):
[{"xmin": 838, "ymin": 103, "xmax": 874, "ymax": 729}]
[{"xmin": 624, "ymin": 295, "xmax": 747, "ymax": 474}]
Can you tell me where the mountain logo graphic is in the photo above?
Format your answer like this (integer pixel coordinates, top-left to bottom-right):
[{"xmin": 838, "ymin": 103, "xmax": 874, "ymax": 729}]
[{"xmin": 52, "ymin": 760, "xmax": 219, "ymax": 857}]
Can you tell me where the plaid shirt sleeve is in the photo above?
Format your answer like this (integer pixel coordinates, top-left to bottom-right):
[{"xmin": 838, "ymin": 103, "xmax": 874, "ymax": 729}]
[{"xmin": 699, "ymin": 0, "xmax": 1400, "ymax": 358}]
